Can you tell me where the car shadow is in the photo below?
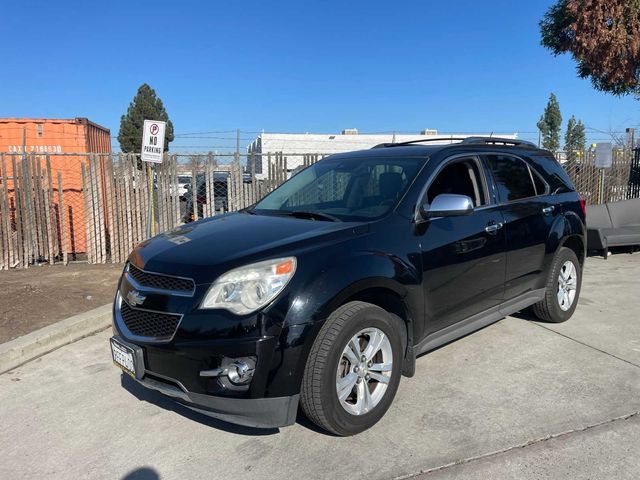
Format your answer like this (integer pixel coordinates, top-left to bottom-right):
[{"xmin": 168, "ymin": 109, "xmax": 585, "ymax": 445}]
[
  {"xmin": 294, "ymin": 411, "xmax": 340, "ymax": 436},
  {"xmin": 510, "ymin": 307, "xmax": 564, "ymax": 324},
  {"xmin": 120, "ymin": 374, "xmax": 280, "ymax": 436},
  {"xmin": 121, "ymin": 467, "xmax": 160, "ymax": 480},
  {"xmin": 510, "ymin": 309, "xmax": 539, "ymax": 322}
]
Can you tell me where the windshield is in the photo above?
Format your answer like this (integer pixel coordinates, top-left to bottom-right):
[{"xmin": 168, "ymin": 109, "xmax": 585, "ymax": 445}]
[{"xmin": 253, "ymin": 156, "xmax": 423, "ymax": 221}]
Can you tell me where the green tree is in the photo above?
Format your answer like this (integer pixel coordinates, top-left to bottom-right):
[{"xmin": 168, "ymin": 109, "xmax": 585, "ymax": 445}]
[
  {"xmin": 537, "ymin": 93, "xmax": 563, "ymax": 151},
  {"xmin": 540, "ymin": 0, "xmax": 640, "ymax": 97},
  {"xmin": 564, "ymin": 116, "xmax": 586, "ymax": 152},
  {"xmin": 118, "ymin": 84, "xmax": 175, "ymax": 153},
  {"xmin": 564, "ymin": 116, "xmax": 586, "ymax": 166}
]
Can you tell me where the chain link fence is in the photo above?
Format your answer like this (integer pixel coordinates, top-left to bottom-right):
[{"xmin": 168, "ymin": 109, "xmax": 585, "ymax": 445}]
[
  {"xmin": 1, "ymin": 148, "xmax": 639, "ymax": 269},
  {"xmin": 561, "ymin": 147, "xmax": 640, "ymax": 205}
]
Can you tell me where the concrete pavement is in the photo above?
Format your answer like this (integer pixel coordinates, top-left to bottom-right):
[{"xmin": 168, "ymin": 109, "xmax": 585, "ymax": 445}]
[
  {"xmin": 411, "ymin": 413, "xmax": 640, "ymax": 480},
  {"xmin": 1, "ymin": 254, "xmax": 639, "ymax": 480},
  {"xmin": 0, "ymin": 303, "xmax": 112, "ymax": 374}
]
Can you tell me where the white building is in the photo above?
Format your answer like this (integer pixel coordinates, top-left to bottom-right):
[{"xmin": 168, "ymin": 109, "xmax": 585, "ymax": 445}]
[{"xmin": 247, "ymin": 129, "xmax": 518, "ymax": 177}]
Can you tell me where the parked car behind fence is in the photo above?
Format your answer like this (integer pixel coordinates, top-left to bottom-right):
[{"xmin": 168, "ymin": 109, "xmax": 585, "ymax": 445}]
[{"xmin": 182, "ymin": 172, "xmax": 254, "ymax": 222}]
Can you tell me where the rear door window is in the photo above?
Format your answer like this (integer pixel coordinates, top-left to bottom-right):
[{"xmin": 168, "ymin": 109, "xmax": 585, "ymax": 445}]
[{"xmin": 485, "ymin": 155, "xmax": 538, "ymax": 202}]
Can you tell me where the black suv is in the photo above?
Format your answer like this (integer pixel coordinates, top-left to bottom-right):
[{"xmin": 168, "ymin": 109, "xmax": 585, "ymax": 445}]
[{"xmin": 110, "ymin": 137, "xmax": 586, "ymax": 436}]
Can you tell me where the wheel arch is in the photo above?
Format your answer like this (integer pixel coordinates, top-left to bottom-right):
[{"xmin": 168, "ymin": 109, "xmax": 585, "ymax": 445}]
[
  {"xmin": 339, "ymin": 285, "xmax": 416, "ymax": 378},
  {"xmin": 542, "ymin": 210, "xmax": 586, "ymax": 279},
  {"xmin": 560, "ymin": 234, "xmax": 586, "ymax": 266}
]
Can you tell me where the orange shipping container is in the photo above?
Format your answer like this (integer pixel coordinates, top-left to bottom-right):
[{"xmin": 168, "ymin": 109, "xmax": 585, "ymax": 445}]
[{"xmin": 0, "ymin": 118, "xmax": 111, "ymax": 256}]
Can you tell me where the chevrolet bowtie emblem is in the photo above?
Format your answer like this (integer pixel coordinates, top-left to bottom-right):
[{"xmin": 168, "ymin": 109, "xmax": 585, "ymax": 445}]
[{"xmin": 126, "ymin": 290, "xmax": 146, "ymax": 307}]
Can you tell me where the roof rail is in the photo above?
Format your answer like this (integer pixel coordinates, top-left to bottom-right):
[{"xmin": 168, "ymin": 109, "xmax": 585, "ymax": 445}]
[
  {"xmin": 372, "ymin": 136, "xmax": 537, "ymax": 149},
  {"xmin": 460, "ymin": 136, "xmax": 537, "ymax": 148},
  {"xmin": 372, "ymin": 137, "xmax": 468, "ymax": 148}
]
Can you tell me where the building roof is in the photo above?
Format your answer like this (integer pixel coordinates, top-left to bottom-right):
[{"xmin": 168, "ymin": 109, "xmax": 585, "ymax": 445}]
[
  {"xmin": 0, "ymin": 117, "xmax": 110, "ymax": 133},
  {"xmin": 248, "ymin": 131, "xmax": 518, "ymax": 155}
]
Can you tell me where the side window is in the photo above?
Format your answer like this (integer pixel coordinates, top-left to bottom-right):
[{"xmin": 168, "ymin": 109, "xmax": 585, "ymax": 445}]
[
  {"xmin": 530, "ymin": 155, "xmax": 573, "ymax": 194},
  {"xmin": 426, "ymin": 158, "xmax": 486, "ymax": 207},
  {"xmin": 485, "ymin": 155, "xmax": 537, "ymax": 202},
  {"xmin": 531, "ymin": 170, "xmax": 547, "ymax": 196}
]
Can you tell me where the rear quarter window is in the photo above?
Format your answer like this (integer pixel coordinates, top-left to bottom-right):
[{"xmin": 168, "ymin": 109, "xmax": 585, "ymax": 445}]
[{"xmin": 527, "ymin": 155, "xmax": 575, "ymax": 194}]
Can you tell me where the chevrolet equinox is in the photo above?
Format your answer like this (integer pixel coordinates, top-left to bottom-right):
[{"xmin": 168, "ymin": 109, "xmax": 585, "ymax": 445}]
[{"xmin": 110, "ymin": 137, "xmax": 586, "ymax": 436}]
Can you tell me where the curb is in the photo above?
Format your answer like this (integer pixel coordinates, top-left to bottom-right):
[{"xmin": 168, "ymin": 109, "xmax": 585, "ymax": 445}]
[{"xmin": 0, "ymin": 303, "xmax": 113, "ymax": 374}]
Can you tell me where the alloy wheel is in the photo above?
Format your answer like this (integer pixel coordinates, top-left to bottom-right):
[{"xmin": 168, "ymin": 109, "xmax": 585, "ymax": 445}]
[
  {"xmin": 557, "ymin": 260, "xmax": 578, "ymax": 311},
  {"xmin": 335, "ymin": 327, "xmax": 393, "ymax": 416}
]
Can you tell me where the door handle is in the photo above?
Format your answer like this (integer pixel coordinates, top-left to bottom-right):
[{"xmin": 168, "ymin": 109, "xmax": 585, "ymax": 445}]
[
  {"xmin": 542, "ymin": 205, "xmax": 555, "ymax": 214},
  {"xmin": 485, "ymin": 222, "xmax": 504, "ymax": 234}
]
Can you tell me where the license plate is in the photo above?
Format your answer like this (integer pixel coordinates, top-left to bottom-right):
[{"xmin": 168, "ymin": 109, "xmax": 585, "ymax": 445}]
[{"xmin": 111, "ymin": 339, "xmax": 136, "ymax": 377}]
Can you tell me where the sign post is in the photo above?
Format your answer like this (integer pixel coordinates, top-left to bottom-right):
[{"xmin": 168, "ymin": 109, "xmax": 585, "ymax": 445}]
[
  {"xmin": 595, "ymin": 143, "xmax": 612, "ymax": 204},
  {"xmin": 141, "ymin": 120, "xmax": 166, "ymax": 238}
]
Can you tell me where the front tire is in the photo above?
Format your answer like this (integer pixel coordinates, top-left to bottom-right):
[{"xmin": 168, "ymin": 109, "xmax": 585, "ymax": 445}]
[
  {"xmin": 532, "ymin": 247, "xmax": 582, "ymax": 323},
  {"xmin": 300, "ymin": 301, "xmax": 403, "ymax": 436}
]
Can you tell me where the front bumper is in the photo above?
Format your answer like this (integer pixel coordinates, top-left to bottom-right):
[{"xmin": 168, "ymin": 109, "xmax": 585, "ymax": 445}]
[
  {"xmin": 135, "ymin": 374, "xmax": 299, "ymax": 428},
  {"xmin": 112, "ymin": 335, "xmax": 299, "ymax": 428}
]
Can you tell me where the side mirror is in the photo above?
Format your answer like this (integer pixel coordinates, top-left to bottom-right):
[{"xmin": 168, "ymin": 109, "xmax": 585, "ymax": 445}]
[{"xmin": 419, "ymin": 194, "xmax": 474, "ymax": 220}]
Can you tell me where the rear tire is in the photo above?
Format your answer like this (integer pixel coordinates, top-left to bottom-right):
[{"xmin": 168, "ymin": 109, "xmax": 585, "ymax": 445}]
[
  {"xmin": 532, "ymin": 247, "xmax": 582, "ymax": 323},
  {"xmin": 300, "ymin": 301, "xmax": 403, "ymax": 436}
]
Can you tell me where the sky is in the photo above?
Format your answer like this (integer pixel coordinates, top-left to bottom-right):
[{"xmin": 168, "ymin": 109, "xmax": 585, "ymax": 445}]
[{"xmin": 1, "ymin": 0, "xmax": 639, "ymax": 151}]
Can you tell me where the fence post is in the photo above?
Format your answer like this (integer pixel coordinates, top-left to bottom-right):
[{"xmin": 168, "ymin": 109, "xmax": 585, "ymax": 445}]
[
  {"xmin": 43, "ymin": 155, "xmax": 55, "ymax": 264},
  {"xmin": 204, "ymin": 153, "xmax": 212, "ymax": 218},
  {"xmin": 172, "ymin": 154, "xmax": 180, "ymax": 226},
  {"xmin": 32, "ymin": 155, "xmax": 45, "ymax": 261},
  {"xmin": 21, "ymin": 155, "xmax": 34, "ymax": 265},
  {"xmin": 250, "ymin": 152, "xmax": 256, "ymax": 205},
  {"xmin": 57, "ymin": 172, "xmax": 68, "ymax": 265},
  {"xmin": 80, "ymin": 162, "xmax": 93, "ymax": 263},
  {"xmin": 104, "ymin": 154, "xmax": 117, "ymax": 263},
  {"xmin": 0, "ymin": 154, "xmax": 6, "ymax": 270}
]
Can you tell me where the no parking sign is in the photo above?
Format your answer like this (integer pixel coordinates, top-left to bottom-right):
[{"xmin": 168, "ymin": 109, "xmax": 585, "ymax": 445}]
[
  {"xmin": 595, "ymin": 143, "xmax": 613, "ymax": 169},
  {"xmin": 141, "ymin": 120, "xmax": 166, "ymax": 163}
]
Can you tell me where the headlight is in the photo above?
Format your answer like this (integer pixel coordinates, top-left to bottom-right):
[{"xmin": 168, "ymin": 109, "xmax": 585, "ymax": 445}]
[{"xmin": 200, "ymin": 257, "xmax": 297, "ymax": 314}]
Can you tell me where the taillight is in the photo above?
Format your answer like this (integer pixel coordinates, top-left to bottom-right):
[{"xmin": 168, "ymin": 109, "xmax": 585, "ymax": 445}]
[{"xmin": 579, "ymin": 197, "xmax": 586, "ymax": 217}]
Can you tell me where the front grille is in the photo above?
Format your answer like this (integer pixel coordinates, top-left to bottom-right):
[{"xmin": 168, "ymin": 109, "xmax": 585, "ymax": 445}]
[
  {"xmin": 127, "ymin": 263, "xmax": 194, "ymax": 294},
  {"xmin": 120, "ymin": 301, "xmax": 181, "ymax": 340}
]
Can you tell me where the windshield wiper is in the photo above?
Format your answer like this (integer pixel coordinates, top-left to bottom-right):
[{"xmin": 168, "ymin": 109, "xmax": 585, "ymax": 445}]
[{"xmin": 286, "ymin": 210, "xmax": 342, "ymax": 222}]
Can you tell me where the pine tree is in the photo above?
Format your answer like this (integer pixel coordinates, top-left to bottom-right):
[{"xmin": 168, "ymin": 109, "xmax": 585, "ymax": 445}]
[
  {"xmin": 564, "ymin": 116, "xmax": 586, "ymax": 152},
  {"xmin": 564, "ymin": 116, "xmax": 586, "ymax": 166},
  {"xmin": 575, "ymin": 120, "xmax": 586, "ymax": 150},
  {"xmin": 537, "ymin": 93, "xmax": 563, "ymax": 152},
  {"xmin": 118, "ymin": 84, "xmax": 175, "ymax": 153}
]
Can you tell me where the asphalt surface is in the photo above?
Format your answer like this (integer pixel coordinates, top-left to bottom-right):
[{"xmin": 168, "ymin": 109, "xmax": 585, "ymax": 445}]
[{"xmin": 1, "ymin": 254, "xmax": 639, "ymax": 480}]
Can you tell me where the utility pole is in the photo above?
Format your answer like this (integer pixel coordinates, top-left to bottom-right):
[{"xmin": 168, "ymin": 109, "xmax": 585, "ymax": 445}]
[
  {"xmin": 626, "ymin": 128, "xmax": 635, "ymax": 150},
  {"xmin": 236, "ymin": 128, "xmax": 241, "ymax": 173}
]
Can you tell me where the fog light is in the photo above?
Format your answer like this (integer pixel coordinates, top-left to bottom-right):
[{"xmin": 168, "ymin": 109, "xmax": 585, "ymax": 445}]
[
  {"xmin": 227, "ymin": 360, "xmax": 254, "ymax": 385},
  {"xmin": 199, "ymin": 356, "xmax": 256, "ymax": 390}
]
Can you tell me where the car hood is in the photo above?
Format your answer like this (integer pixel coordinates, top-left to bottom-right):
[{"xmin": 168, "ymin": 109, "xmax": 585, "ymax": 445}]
[{"xmin": 128, "ymin": 212, "xmax": 367, "ymax": 284}]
